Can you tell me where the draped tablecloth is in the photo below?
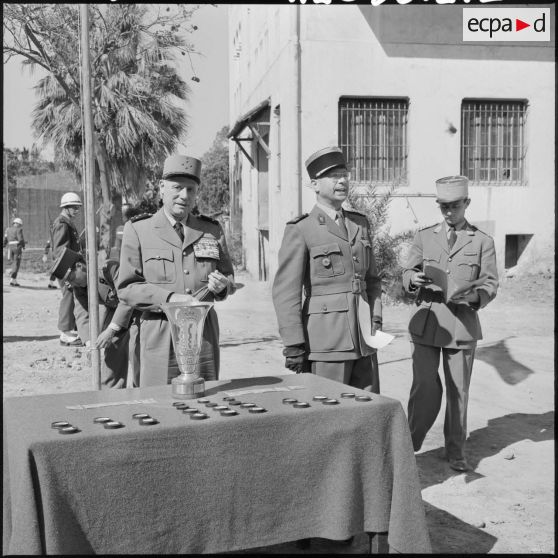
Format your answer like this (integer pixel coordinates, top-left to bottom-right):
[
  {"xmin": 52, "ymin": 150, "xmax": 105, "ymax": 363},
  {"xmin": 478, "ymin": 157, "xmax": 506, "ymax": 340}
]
[{"xmin": 3, "ymin": 373, "xmax": 431, "ymax": 554}]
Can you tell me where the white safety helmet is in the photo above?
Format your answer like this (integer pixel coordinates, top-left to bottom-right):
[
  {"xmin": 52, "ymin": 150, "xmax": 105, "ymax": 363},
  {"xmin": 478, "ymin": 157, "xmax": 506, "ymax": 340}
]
[
  {"xmin": 60, "ymin": 192, "xmax": 83, "ymax": 208},
  {"xmin": 12, "ymin": 217, "xmax": 23, "ymax": 225}
]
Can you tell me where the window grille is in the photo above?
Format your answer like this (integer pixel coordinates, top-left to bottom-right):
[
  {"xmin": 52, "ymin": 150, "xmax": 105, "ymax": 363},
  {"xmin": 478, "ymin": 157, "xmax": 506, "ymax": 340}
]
[
  {"xmin": 461, "ymin": 100, "xmax": 527, "ymax": 185},
  {"xmin": 339, "ymin": 97, "xmax": 408, "ymax": 186}
]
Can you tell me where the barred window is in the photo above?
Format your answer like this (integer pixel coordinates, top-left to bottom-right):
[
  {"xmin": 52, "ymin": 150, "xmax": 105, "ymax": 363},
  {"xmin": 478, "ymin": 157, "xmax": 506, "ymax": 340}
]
[
  {"xmin": 339, "ymin": 97, "xmax": 408, "ymax": 186},
  {"xmin": 461, "ymin": 100, "xmax": 527, "ymax": 185}
]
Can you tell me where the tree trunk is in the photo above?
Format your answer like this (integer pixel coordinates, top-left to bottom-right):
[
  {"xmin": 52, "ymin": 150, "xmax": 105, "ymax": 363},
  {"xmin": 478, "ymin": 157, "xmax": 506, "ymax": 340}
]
[{"xmin": 94, "ymin": 138, "xmax": 114, "ymax": 258}]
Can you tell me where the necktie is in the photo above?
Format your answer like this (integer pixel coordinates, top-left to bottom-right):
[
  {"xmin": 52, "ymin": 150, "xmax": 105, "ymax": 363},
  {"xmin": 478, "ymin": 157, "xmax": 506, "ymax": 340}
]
[
  {"xmin": 173, "ymin": 222, "xmax": 184, "ymax": 243},
  {"xmin": 448, "ymin": 226, "xmax": 457, "ymax": 249},
  {"xmin": 336, "ymin": 210, "xmax": 348, "ymax": 238}
]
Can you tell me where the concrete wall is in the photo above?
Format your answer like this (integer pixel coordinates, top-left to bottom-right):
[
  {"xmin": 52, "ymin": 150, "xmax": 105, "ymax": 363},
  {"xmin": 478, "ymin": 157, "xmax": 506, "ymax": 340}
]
[{"xmin": 229, "ymin": 4, "xmax": 555, "ymax": 280}]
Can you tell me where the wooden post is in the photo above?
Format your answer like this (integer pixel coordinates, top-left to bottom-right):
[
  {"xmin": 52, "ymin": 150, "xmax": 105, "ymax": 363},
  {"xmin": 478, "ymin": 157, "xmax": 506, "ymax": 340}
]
[{"xmin": 79, "ymin": 4, "xmax": 101, "ymax": 389}]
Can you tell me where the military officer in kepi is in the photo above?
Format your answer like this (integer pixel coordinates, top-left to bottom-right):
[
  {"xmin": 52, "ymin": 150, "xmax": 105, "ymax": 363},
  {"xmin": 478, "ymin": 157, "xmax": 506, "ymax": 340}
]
[
  {"xmin": 272, "ymin": 146, "xmax": 383, "ymax": 393},
  {"xmin": 117, "ymin": 155, "xmax": 236, "ymax": 387},
  {"xmin": 402, "ymin": 175, "xmax": 499, "ymax": 472}
]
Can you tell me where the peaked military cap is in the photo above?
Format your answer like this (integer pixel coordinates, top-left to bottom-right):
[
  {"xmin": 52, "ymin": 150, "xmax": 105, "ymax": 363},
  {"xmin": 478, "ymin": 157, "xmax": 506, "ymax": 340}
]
[
  {"xmin": 305, "ymin": 146, "xmax": 347, "ymax": 180},
  {"xmin": 435, "ymin": 176, "xmax": 469, "ymax": 203},
  {"xmin": 50, "ymin": 247, "xmax": 83, "ymax": 280},
  {"xmin": 162, "ymin": 155, "xmax": 202, "ymax": 184}
]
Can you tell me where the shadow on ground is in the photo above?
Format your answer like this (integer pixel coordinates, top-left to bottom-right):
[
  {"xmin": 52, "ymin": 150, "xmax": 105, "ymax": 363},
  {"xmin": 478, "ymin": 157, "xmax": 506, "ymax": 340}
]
[
  {"xmin": 3, "ymin": 335, "xmax": 60, "ymax": 343},
  {"xmin": 476, "ymin": 338, "xmax": 534, "ymax": 385},
  {"xmin": 221, "ymin": 336, "xmax": 279, "ymax": 348},
  {"xmin": 416, "ymin": 411, "xmax": 554, "ymax": 488}
]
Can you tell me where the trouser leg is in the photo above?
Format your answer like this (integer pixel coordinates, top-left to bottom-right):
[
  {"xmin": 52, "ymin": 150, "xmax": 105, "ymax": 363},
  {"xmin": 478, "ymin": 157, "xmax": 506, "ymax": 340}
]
[
  {"xmin": 408, "ymin": 343, "xmax": 443, "ymax": 452},
  {"xmin": 101, "ymin": 329, "xmax": 130, "ymax": 389},
  {"xmin": 311, "ymin": 360, "xmax": 352, "ymax": 385},
  {"xmin": 348, "ymin": 352, "xmax": 380, "ymax": 393},
  {"xmin": 58, "ymin": 280, "xmax": 76, "ymax": 332},
  {"xmin": 10, "ymin": 250, "xmax": 21, "ymax": 279},
  {"xmin": 441, "ymin": 345, "xmax": 476, "ymax": 460},
  {"xmin": 128, "ymin": 315, "xmax": 141, "ymax": 388}
]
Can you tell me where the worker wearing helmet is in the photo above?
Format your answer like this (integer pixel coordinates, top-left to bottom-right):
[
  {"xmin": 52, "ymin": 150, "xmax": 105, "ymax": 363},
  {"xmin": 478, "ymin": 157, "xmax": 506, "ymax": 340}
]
[
  {"xmin": 3, "ymin": 217, "xmax": 26, "ymax": 286},
  {"xmin": 51, "ymin": 192, "xmax": 85, "ymax": 346}
]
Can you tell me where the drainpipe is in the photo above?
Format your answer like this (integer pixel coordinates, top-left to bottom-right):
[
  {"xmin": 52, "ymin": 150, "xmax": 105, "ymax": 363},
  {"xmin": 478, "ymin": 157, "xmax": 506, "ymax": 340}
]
[{"xmin": 294, "ymin": 5, "xmax": 302, "ymax": 214}]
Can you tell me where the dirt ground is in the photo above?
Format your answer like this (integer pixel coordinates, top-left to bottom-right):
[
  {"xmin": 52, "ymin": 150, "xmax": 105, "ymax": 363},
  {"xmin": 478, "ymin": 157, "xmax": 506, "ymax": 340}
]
[{"xmin": 2, "ymin": 267, "xmax": 554, "ymax": 554}]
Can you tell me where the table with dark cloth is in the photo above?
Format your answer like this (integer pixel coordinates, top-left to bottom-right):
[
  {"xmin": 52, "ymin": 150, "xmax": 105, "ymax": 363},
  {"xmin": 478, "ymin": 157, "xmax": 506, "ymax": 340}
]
[{"xmin": 3, "ymin": 373, "xmax": 431, "ymax": 555}]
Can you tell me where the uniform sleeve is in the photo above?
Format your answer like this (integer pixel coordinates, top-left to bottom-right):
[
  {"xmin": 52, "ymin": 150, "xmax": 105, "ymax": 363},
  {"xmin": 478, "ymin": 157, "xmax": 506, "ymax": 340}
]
[
  {"xmin": 475, "ymin": 235, "xmax": 499, "ymax": 309},
  {"xmin": 402, "ymin": 230, "xmax": 423, "ymax": 293},
  {"xmin": 51, "ymin": 221, "xmax": 70, "ymax": 258},
  {"xmin": 117, "ymin": 221, "xmax": 174, "ymax": 311},
  {"xmin": 365, "ymin": 231, "xmax": 383, "ymax": 328},
  {"xmin": 271, "ymin": 223, "xmax": 308, "ymax": 347},
  {"xmin": 106, "ymin": 263, "xmax": 134, "ymax": 329},
  {"xmin": 214, "ymin": 223, "xmax": 236, "ymax": 301}
]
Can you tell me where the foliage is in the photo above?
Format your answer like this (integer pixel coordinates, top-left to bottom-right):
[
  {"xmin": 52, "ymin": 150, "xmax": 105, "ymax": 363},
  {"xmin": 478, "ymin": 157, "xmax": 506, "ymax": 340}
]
[
  {"xmin": 197, "ymin": 126, "xmax": 230, "ymax": 216},
  {"xmin": 3, "ymin": 145, "xmax": 57, "ymax": 218},
  {"xmin": 3, "ymin": 4, "xmax": 199, "ymax": 254},
  {"xmin": 346, "ymin": 184, "xmax": 414, "ymax": 304}
]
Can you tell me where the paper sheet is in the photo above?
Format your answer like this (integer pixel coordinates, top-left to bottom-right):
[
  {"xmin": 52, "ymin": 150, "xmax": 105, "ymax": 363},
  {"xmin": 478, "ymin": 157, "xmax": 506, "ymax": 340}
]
[{"xmin": 358, "ymin": 297, "xmax": 395, "ymax": 350}]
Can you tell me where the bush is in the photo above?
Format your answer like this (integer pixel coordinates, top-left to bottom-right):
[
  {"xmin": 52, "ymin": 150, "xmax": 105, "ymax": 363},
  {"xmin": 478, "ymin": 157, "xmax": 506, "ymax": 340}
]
[
  {"xmin": 225, "ymin": 230, "xmax": 244, "ymax": 270},
  {"xmin": 346, "ymin": 184, "xmax": 415, "ymax": 305}
]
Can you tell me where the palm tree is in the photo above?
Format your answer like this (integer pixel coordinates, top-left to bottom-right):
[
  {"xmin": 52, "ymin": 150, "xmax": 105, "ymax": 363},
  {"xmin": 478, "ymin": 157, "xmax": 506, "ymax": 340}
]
[{"xmin": 5, "ymin": 4, "xmax": 196, "ymax": 253}]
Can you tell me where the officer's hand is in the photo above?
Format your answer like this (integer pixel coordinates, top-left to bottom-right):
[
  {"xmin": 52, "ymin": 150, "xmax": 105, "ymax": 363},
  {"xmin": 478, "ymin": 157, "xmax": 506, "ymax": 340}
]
[
  {"xmin": 285, "ymin": 355, "xmax": 306, "ymax": 373},
  {"xmin": 41, "ymin": 254, "xmax": 48, "ymax": 263},
  {"xmin": 450, "ymin": 289, "xmax": 480, "ymax": 306},
  {"xmin": 411, "ymin": 271, "xmax": 433, "ymax": 288},
  {"xmin": 372, "ymin": 320, "xmax": 382, "ymax": 334},
  {"xmin": 168, "ymin": 293, "xmax": 196, "ymax": 304},
  {"xmin": 95, "ymin": 328, "xmax": 117, "ymax": 349},
  {"xmin": 207, "ymin": 270, "xmax": 229, "ymax": 294}
]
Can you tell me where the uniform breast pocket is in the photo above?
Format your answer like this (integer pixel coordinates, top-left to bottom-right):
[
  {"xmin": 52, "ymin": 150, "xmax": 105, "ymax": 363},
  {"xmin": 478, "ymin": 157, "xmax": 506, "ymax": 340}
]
[
  {"xmin": 143, "ymin": 248, "xmax": 175, "ymax": 284},
  {"xmin": 456, "ymin": 251, "xmax": 480, "ymax": 281},
  {"xmin": 310, "ymin": 243, "xmax": 345, "ymax": 277}
]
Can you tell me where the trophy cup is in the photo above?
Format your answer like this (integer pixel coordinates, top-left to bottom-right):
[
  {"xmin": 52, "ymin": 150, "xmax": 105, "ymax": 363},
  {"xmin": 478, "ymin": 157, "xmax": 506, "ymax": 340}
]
[{"xmin": 160, "ymin": 300, "xmax": 214, "ymax": 399}]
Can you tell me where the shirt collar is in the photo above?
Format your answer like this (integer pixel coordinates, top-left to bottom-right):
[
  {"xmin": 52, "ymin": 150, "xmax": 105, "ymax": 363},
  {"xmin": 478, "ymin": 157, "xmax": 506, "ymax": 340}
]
[
  {"xmin": 445, "ymin": 220, "xmax": 467, "ymax": 233},
  {"xmin": 163, "ymin": 208, "xmax": 188, "ymax": 228},
  {"xmin": 316, "ymin": 202, "xmax": 341, "ymax": 222}
]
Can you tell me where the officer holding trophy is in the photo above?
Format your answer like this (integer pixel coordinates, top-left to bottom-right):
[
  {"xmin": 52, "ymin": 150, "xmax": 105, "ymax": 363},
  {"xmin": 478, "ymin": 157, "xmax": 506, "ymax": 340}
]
[
  {"xmin": 117, "ymin": 155, "xmax": 235, "ymax": 387},
  {"xmin": 402, "ymin": 175, "xmax": 499, "ymax": 472},
  {"xmin": 272, "ymin": 146, "xmax": 382, "ymax": 392}
]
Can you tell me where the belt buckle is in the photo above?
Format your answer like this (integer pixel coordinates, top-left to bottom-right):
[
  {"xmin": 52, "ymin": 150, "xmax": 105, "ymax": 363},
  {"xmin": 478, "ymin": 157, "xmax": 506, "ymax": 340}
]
[{"xmin": 351, "ymin": 278, "xmax": 362, "ymax": 294}]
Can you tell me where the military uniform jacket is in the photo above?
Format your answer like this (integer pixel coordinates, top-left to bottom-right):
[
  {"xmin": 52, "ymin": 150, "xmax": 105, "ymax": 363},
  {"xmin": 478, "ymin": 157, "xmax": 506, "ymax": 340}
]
[
  {"xmin": 402, "ymin": 221, "xmax": 498, "ymax": 349},
  {"xmin": 3, "ymin": 226, "xmax": 25, "ymax": 249},
  {"xmin": 117, "ymin": 209, "xmax": 235, "ymax": 378},
  {"xmin": 50, "ymin": 213, "xmax": 81, "ymax": 258},
  {"xmin": 272, "ymin": 205, "xmax": 382, "ymax": 362}
]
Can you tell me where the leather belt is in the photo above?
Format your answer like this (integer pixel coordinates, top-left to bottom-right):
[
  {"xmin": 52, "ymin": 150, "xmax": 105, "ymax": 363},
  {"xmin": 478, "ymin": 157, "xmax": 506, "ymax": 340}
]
[{"xmin": 304, "ymin": 277, "xmax": 363, "ymax": 297}]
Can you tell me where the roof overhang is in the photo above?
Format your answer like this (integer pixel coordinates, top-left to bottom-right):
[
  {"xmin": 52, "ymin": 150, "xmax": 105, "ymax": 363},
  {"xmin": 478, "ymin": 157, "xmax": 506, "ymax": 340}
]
[{"xmin": 228, "ymin": 99, "xmax": 271, "ymax": 166}]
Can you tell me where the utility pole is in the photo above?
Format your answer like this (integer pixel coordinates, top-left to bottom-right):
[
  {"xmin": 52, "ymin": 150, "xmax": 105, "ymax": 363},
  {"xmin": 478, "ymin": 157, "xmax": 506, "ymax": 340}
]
[{"xmin": 79, "ymin": 4, "xmax": 101, "ymax": 389}]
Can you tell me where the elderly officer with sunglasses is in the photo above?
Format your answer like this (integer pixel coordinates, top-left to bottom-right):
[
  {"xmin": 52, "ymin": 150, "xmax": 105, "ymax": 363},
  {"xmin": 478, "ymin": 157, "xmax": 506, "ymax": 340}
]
[
  {"xmin": 272, "ymin": 146, "xmax": 383, "ymax": 393},
  {"xmin": 402, "ymin": 176, "xmax": 498, "ymax": 472}
]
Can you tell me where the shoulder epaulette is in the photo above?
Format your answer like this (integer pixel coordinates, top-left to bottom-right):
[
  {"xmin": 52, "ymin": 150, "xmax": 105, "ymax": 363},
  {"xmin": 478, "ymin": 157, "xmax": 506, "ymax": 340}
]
[
  {"xmin": 198, "ymin": 214, "xmax": 219, "ymax": 225},
  {"xmin": 130, "ymin": 213, "xmax": 153, "ymax": 223},
  {"xmin": 287, "ymin": 213, "xmax": 308, "ymax": 225},
  {"xmin": 419, "ymin": 223, "xmax": 439, "ymax": 231}
]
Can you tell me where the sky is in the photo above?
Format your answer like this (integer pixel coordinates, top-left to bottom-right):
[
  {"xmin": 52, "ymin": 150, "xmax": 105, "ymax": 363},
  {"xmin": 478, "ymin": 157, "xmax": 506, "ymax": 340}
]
[{"xmin": 2, "ymin": 4, "xmax": 229, "ymax": 160}]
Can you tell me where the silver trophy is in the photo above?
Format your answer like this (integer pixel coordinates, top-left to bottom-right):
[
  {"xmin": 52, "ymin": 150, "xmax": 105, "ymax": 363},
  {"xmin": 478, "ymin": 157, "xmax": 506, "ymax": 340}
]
[{"xmin": 160, "ymin": 300, "xmax": 214, "ymax": 399}]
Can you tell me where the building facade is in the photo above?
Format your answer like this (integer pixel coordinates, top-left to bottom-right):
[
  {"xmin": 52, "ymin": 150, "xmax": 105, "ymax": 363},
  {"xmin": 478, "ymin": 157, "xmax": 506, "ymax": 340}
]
[{"xmin": 228, "ymin": 4, "xmax": 555, "ymax": 281}]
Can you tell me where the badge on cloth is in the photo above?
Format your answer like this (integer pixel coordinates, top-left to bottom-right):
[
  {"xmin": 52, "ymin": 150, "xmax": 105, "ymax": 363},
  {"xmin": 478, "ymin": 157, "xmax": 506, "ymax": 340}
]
[{"xmin": 193, "ymin": 236, "xmax": 220, "ymax": 260}]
